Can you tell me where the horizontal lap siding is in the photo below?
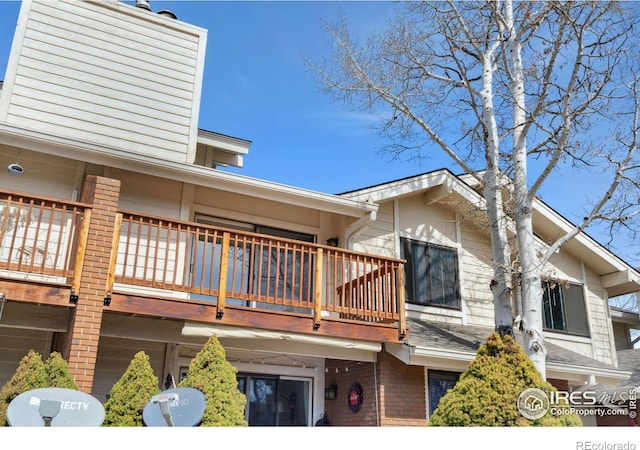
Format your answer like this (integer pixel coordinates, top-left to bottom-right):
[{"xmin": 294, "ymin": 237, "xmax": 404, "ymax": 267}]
[
  {"xmin": 92, "ymin": 336, "xmax": 166, "ymax": 402},
  {"xmin": 0, "ymin": 328, "xmax": 52, "ymax": 387},
  {"xmin": 3, "ymin": 0, "xmax": 204, "ymax": 163},
  {"xmin": 114, "ymin": 169, "xmax": 183, "ymax": 219},
  {"xmin": 352, "ymin": 202, "xmax": 395, "ymax": 258},
  {"xmin": 459, "ymin": 223, "xmax": 495, "ymax": 326},
  {"xmin": 545, "ymin": 253, "xmax": 615, "ymax": 365},
  {"xmin": 584, "ymin": 269, "xmax": 615, "ymax": 364}
]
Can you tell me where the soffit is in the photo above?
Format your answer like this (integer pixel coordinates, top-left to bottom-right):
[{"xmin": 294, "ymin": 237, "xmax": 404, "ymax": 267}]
[{"xmin": 0, "ymin": 123, "xmax": 377, "ymax": 219}]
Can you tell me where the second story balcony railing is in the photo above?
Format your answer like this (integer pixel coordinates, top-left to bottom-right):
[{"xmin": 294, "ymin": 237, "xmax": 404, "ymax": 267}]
[
  {"xmin": 0, "ymin": 190, "xmax": 407, "ymax": 340},
  {"xmin": 0, "ymin": 192, "xmax": 87, "ymax": 281},
  {"xmin": 113, "ymin": 212, "xmax": 406, "ymax": 338}
]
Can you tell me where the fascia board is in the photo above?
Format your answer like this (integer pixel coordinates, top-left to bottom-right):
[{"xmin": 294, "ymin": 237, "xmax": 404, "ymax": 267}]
[
  {"xmin": 197, "ymin": 129, "xmax": 251, "ymax": 155},
  {"xmin": 343, "ymin": 170, "xmax": 485, "ymax": 209},
  {"xmin": 387, "ymin": 343, "xmax": 630, "ymax": 384},
  {"xmin": 609, "ymin": 308, "xmax": 640, "ymax": 325},
  {"xmin": 0, "ymin": 123, "xmax": 376, "ymax": 218},
  {"xmin": 533, "ymin": 199, "xmax": 640, "ymax": 281},
  {"xmin": 546, "ymin": 362, "xmax": 632, "ymax": 385},
  {"xmin": 182, "ymin": 322, "xmax": 382, "ymax": 360}
]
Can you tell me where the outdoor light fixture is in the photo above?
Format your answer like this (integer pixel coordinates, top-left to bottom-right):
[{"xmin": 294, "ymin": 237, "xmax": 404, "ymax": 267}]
[
  {"xmin": 0, "ymin": 293, "xmax": 6, "ymax": 322},
  {"xmin": 326, "ymin": 237, "xmax": 339, "ymax": 247},
  {"xmin": 7, "ymin": 163, "xmax": 23, "ymax": 175},
  {"xmin": 324, "ymin": 385, "xmax": 337, "ymax": 401}
]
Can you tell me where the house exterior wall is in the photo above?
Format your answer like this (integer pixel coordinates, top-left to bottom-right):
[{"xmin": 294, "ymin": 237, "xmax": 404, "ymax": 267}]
[
  {"xmin": 542, "ymin": 252, "xmax": 616, "ymax": 365},
  {"xmin": 613, "ymin": 322, "xmax": 632, "ymax": 350},
  {"xmin": 0, "ymin": 0, "xmax": 207, "ymax": 164},
  {"xmin": 351, "ymin": 201, "xmax": 396, "ymax": 258},
  {"xmin": 350, "ymin": 191, "xmax": 620, "ymax": 368},
  {"xmin": 0, "ymin": 328, "xmax": 52, "ymax": 380},
  {"xmin": 458, "ymin": 219, "xmax": 496, "ymax": 328},
  {"xmin": 323, "ymin": 359, "xmax": 379, "ymax": 426},
  {"xmin": 0, "ymin": 146, "xmax": 81, "ymax": 200},
  {"xmin": 193, "ymin": 185, "xmax": 325, "ymax": 238},
  {"xmin": 92, "ymin": 336, "xmax": 167, "ymax": 403},
  {"xmin": 377, "ymin": 351, "xmax": 427, "ymax": 426}
]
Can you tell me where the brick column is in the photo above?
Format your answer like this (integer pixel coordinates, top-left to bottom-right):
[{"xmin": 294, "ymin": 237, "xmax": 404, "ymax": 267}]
[{"xmin": 62, "ymin": 175, "xmax": 121, "ymax": 393}]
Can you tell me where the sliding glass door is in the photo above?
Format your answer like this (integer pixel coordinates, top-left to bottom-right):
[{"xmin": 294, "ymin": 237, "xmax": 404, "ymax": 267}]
[{"xmin": 237, "ymin": 374, "xmax": 311, "ymax": 426}]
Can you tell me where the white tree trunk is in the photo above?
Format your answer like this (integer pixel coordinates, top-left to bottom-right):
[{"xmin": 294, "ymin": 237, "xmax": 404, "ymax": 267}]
[
  {"xmin": 480, "ymin": 21, "xmax": 514, "ymax": 335},
  {"xmin": 505, "ymin": 0, "xmax": 546, "ymax": 378}
]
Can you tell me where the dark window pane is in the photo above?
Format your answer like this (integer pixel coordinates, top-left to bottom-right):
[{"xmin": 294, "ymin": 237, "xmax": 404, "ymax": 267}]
[
  {"xmin": 401, "ymin": 238, "xmax": 415, "ymax": 301},
  {"xmin": 428, "ymin": 370, "xmax": 460, "ymax": 415},
  {"xmin": 542, "ymin": 280, "xmax": 589, "ymax": 337},
  {"xmin": 563, "ymin": 284, "xmax": 590, "ymax": 336},
  {"xmin": 413, "ymin": 243, "xmax": 429, "ymax": 304},
  {"xmin": 401, "ymin": 238, "xmax": 460, "ymax": 309}
]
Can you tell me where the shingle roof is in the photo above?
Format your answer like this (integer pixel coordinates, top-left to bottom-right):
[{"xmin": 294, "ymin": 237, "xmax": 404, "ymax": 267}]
[
  {"xmin": 617, "ymin": 349, "xmax": 640, "ymax": 387},
  {"xmin": 406, "ymin": 318, "xmax": 617, "ymax": 371}
]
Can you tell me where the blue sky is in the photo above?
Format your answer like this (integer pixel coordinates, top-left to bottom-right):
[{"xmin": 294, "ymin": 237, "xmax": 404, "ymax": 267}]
[{"xmin": 0, "ymin": 1, "xmax": 638, "ymax": 267}]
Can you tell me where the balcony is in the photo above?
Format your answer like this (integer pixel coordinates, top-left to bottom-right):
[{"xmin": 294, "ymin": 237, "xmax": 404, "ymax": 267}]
[{"xmin": 0, "ymin": 190, "xmax": 407, "ymax": 343}]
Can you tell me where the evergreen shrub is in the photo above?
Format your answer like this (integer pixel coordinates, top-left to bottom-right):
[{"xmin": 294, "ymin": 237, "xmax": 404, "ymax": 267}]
[
  {"xmin": 428, "ymin": 333, "xmax": 582, "ymax": 426},
  {"xmin": 179, "ymin": 334, "xmax": 247, "ymax": 426},
  {"xmin": 103, "ymin": 351, "xmax": 160, "ymax": 427},
  {"xmin": 0, "ymin": 349, "xmax": 50, "ymax": 426}
]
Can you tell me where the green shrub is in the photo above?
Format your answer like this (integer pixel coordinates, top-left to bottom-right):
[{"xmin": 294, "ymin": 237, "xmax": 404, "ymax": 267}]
[
  {"xmin": 45, "ymin": 352, "xmax": 78, "ymax": 390},
  {"xmin": 428, "ymin": 333, "xmax": 582, "ymax": 426},
  {"xmin": 179, "ymin": 334, "xmax": 247, "ymax": 426},
  {"xmin": 102, "ymin": 351, "xmax": 160, "ymax": 427},
  {"xmin": 0, "ymin": 349, "xmax": 49, "ymax": 426}
]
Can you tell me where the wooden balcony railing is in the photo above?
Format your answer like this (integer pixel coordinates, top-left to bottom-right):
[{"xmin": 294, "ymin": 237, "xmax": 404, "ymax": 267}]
[
  {"xmin": 113, "ymin": 211, "xmax": 406, "ymax": 338},
  {"xmin": 0, "ymin": 192, "xmax": 88, "ymax": 282},
  {"xmin": 0, "ymin": 190, "xmax": 407, "ymax": 339}
]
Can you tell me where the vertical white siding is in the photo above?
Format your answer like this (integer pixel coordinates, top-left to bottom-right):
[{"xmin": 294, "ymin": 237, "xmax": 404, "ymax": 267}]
[{"xmin": 0, "ymin": 0, "xmax": 206, "ymax": 164}]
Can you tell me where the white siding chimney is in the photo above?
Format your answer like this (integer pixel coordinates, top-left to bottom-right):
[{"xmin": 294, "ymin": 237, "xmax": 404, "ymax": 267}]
[{"xmin": 0, "ymin": 0, "xmax": 207, "ymax": 165}]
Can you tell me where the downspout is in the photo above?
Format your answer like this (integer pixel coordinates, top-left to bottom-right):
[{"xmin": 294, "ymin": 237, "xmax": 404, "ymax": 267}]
[
  {"xmin": 374, "ymin": 360, "xmax": 380, "ymax": 427},
  {"xmin": 345, "ymin": 209, "xmax": 377, "ymax": 250}
]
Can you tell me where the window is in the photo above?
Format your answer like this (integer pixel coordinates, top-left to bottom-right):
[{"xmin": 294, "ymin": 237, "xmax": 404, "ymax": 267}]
[
  {"xmin": 542, "ymin": 280, "xmax": 590, "ymax": 337},
  {"xmin": 428, "ymin": 370, "xmax": 460, "ymax": 415},
  {"xmin": 400, "ymin": 237, "xmax": 460, "ymax": 309}
]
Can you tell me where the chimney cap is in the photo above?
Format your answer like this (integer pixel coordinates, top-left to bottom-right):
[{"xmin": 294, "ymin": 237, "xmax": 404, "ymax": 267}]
[
  {"xmin": 157, "ymin": 10, "xmax": 177, "ymax": 20},
  {"xmin": 135, "ymin": 0, "xmax": 151, "ymax": 11}
]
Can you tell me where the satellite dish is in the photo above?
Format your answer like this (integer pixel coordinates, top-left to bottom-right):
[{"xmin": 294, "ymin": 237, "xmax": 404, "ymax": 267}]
[
  {"xmin": 6, "ymin": 387, "xmax": 105, "ymax": 427},
  {"xmin": 142, "ymin": 387, "xmax": 206, "ymax": 427}
]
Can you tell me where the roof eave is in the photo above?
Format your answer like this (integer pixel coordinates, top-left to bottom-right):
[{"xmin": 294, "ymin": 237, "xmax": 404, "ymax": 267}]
[{"xmin": 0, "ymin": 123, "xmax": 377, "ymax": 219}]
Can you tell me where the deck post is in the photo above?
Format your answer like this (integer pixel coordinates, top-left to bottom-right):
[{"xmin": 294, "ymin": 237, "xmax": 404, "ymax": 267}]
[
  {"xmin": 70, "ymin": 209, "xmax": 91, "ymax": 301},
  {"xmin": 396, "ymin": 264, "xmax": 407, "ymax": 340},
  {"xmin": 216, "ymin": 232, "xmax": 230, "ymax": 319},
  {"xmin": 104, "ymin": 212, "xmax": 122, "ymax": 306},
  {"xmin": 313, "ymin": 247, "xmax": 323, "ymax": 330}
]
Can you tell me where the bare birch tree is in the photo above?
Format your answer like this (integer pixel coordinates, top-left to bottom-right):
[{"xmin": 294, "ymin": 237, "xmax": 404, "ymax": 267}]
[{"xmin": 310, "ymin": 0, "xmax": 640, "ymax": 378}]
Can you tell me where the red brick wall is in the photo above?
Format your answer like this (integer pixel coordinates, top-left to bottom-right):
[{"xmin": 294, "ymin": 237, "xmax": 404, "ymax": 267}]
[
  {"xmin": 323, "ymin": 360, "xmax": 378, "ymax": 426},
  {"xmin": 377, "ymin": 351, "xmax": 427, "ymax": 426},
  {"xmin": 62, "ymin": 175, "xmax": 120, "ymax": 393},
  {"xmin": 323, "ymin": 353, "xmax": 427, "ymax": 427}
]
